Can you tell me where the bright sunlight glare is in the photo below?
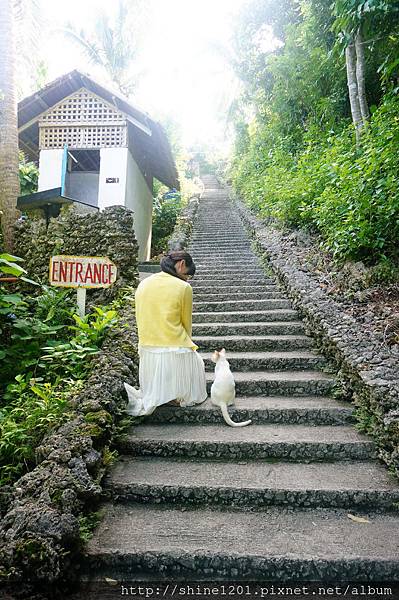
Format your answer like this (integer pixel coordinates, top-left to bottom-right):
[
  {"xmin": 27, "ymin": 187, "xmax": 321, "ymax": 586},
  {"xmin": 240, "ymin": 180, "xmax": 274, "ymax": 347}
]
[{"xmin": 38, "ymin": 0, "xmax": 262, "ymax": 151}]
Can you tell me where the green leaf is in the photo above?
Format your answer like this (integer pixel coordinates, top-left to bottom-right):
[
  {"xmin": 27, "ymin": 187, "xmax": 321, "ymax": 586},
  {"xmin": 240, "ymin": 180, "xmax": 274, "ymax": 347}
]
[
  {"xmin": 0, "ymin": 253, "xmax": 24, "ymax": 263},
  {"xmin": 20, "ymin": 276, "xmax": 40, "ymax": 286},
  {"xmin": 0, "ymin": 294, "xmax": 24, "ymax": 304},
  {"xmin": 0, "ymin": 264, "xmax": 26, "ymax": 277}
]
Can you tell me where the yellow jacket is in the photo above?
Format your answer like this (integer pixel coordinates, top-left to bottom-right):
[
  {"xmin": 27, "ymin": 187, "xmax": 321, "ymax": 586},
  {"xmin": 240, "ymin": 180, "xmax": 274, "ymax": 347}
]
[{"xmin": 135, "ymin": 271, "xmax": 197, "ymax": 350}]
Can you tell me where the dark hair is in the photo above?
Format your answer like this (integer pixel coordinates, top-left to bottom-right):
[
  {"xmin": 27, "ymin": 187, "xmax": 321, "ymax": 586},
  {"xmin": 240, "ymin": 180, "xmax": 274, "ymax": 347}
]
[{"xmin": 160, "ymin": 250, "xmax": 196, "ymax": 280}]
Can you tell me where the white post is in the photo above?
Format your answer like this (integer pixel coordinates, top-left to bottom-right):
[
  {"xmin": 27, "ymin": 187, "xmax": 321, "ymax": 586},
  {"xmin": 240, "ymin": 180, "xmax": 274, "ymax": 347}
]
[{"xmin": 76, "ymin": 288, "xmax": 86, "ymax": 318}]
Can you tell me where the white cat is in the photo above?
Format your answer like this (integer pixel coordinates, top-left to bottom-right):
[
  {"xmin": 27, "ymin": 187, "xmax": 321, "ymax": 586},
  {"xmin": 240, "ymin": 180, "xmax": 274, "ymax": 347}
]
[{"xmin": 210, "ymin": 348, "xmax": 252, "ymax": 427}]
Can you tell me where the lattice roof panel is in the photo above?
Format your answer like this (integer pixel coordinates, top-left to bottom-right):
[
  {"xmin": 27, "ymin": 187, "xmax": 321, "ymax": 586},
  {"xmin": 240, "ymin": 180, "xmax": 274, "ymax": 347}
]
[
  {"xmin": 39, "ymin": 125, "xmax": 127, "ymax": 149},
  {"xmin": 39, "ymin": 88, "xmax": 126, "ymax": 126}
]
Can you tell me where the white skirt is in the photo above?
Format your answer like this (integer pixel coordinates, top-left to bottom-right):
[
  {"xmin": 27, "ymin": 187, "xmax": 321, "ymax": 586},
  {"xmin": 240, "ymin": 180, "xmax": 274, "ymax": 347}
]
[{"xmin": 124, "ymin": 346, "xmax": 208, "ymax": 416}]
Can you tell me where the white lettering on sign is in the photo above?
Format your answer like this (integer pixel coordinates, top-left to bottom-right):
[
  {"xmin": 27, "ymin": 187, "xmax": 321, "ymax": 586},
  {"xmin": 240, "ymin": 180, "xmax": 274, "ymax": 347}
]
[{"xmin": 49, "ymin": 255, "xmax": 117, "ymax": 289}]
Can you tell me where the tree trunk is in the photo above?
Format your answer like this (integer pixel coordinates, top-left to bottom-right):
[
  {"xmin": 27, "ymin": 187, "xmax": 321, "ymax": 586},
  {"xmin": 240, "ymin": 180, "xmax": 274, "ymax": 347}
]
[
  {"xmin": 0, "ymin": 0, "xmax": 20, "ymax": 251},
  {"xmin": 345, "ymin": 39, "xmax": 362, "ymax": 143},
  {"xmin": 355, "ymin": 28, "xmax": 370, "ymax": 123}
]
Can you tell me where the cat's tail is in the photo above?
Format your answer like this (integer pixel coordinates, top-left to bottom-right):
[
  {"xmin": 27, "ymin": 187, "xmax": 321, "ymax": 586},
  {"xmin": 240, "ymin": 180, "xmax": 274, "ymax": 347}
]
[{"xmin": 221, "ymin": 403, "xmax": 252, "ymax": 427}]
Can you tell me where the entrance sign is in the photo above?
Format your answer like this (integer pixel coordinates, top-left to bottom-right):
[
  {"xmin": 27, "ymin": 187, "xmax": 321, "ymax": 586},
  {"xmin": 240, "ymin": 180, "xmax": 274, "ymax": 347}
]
[
  {"xmin": 50, "ymin": 255, "xmax": 117, "ymax": 288},
  {"xmin": 49, "ymin": 255, "xmax": 117, "ymax": 317}
]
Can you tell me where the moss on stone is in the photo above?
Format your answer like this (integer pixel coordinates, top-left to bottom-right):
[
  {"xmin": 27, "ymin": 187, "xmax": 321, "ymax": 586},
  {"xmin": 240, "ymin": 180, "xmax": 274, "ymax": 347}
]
[
  {"xmin": 84, "ymin": 410, "xmax": 113, "ymax": 427},
  {"xmin": 14, "ymin": 205, "xmax": 139, "ymax": 297}
]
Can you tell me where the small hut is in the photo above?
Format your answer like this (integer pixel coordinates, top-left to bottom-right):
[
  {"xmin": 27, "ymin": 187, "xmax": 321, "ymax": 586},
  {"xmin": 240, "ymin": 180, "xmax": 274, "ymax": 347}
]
[{"xmin": 17, "ymin": 70, "xmax": 179, "ymax": 261}]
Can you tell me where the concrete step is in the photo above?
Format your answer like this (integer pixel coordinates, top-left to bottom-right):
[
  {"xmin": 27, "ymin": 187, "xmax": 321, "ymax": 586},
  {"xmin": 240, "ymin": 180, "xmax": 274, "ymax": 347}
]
[
  {"xmin": 190, "ymin": 248, "xmax": 254, "ymax": 254},
  {"xmin": 145, "ymin": 395, "xmax": 353, "ymax": 426},
  {"xmin": 193, "ymin": 299, "xmax": 292, "ymax": 311},
  {"xmin": 194, "ymin": 273, "xmax": 267, "ymax": 281},
  {"xmin": 194, "ymin": 216, "xmax": 239, "ymax": 220},
  {"xmin": 192, "ymin": 246, "xmax": 257, "ymax": 251},
  {"xmin": 137, "ymin": 262, "xmax": 160, "ymax": 273},
  {"xmin": 200, "ymin": 350, "xmax": 326, "ymax": 370},
  {"xmin": 190, "ymin": 274, "xmax": 270, "ymax": 280},
  {"xmin": 192, "ymin": 226, "xmax": 244, "ymax": 231},
  {"xmin": 105, "ymin": 457, "xmax": 399, "ymax": 511},
  {"xmin": 195, "ymin": 334, "xmax": 314, "ymax": 352},
  {"xmin": 190, "ymin": 241, "xmax": 252, "ymax": 247},
  {"xmin": 192, "ymin": 276, "xmax": 271, "ymax": 285},
  {"xmin": 194, "ymin": 269, "xmax": 266, "ymax": 277},
  {"xmin": 205, "ymin": 369, "xmax": 335, "ymax": 396},
  {"xmin": 192, "ymin": 234, "xmax": 246, "ymax": 239},
  {"xmin": 194, "ymin": 290, "xmax": 286, "ymax": 301},
  {"xmin": 192, "ymin": 264, "xmax": 268, "ymax": 271},
  {"xmin": 192, "ymin": 261, "xmax": 265, "ymax": 267},
  {"xmin": 194, "ymin": 264, "xmax": 265, "ymax": 272},
  {"xmin": 191, "ymin": 274, "xmax": 273, "ymax": 282},
  {"xmin": 191, "ymin": 234, "xmax": 249, "ymax": 238},
  {"xmin": 191, "ymin": 236, "xmax": 249, "ymax": 243},
  {"xmin": 193, "ymin": 321, "xmax": 305, "ymax": 336},
  {"xmin": 118, "ymin": 423, "xmax": 375, "ymax": 461},
  {"xmin": 192, "ymin": 285, "xmax": 279, "ymax": 294},
  {"xmin": 193, "ymin": 255, "xmax": 262, "ymax": 261},
  {"xmin": 193, "ymin": 260, "xmax": 264, "ymax": 268},
  {"xmin": 192, "ymin": 226, "xmax": 245, "ymax": 230},
  {"xmin": 194, "ymin": 217, "xmax": 240, "ymax": 222},
  {"xmin": 192, "ymin": 281, "xmax": 276, "ymax": 289},
  {"xmin": 83, "ymin": 503, "xmax": 399, "ymax": 581},
  {"xmin": 192, "ymin": 256, "xmax": 258, "ymax": 262},
  {"xmin": 192, "ymin": 309, "xmax": 299, "ymax": 322},
  {"xmin": 192, "ymin": 229, "xmax": 246, "ymax": 235}
]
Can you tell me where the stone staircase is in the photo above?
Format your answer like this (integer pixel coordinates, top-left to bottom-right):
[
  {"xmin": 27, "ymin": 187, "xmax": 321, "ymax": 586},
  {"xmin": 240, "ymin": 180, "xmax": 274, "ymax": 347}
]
[{"xmin": 83, "ymin": 175, "xmax": 399, "ymax": 583}]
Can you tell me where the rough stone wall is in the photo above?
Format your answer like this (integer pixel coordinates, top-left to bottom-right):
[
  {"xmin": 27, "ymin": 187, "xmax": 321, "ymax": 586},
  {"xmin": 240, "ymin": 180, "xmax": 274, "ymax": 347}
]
[
  {"xmin": 0, "ymin": 298, "xmax": 139, "ymax": 593},
  {"xmin": 14, "ymin": 206, "xmax": 139, "ymax": 300},
  {"xmin": 230, "ymin": 190, "xmax": 399, "ymax": 477},
  {"xmin": 0, "ymin": 208, "xmax": 141, "ymax": 592}
]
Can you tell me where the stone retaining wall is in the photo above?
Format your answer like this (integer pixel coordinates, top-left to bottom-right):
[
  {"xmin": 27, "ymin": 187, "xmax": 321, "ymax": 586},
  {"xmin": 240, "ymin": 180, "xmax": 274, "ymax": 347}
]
[
  {"xmin": 230, "ymin": 190, "xmax": 399, "ymax": 477},
  {"xmin": 14, "ymin": 206, "xmax": 139, "ymax": 300}
]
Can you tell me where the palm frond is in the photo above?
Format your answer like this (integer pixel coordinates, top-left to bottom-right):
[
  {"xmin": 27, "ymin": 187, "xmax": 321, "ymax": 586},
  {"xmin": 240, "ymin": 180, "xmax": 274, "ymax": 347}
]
[
  {"xmin": 57, "ymin": 0, "xmax": 146, "ymax": 97},
  {"xmin": 59, "ymin": 25, "xmax": 104, "ymax": 68},
  {"xmin": 13, "ymin": 0, "xmax": 48, "ymax": 97}
]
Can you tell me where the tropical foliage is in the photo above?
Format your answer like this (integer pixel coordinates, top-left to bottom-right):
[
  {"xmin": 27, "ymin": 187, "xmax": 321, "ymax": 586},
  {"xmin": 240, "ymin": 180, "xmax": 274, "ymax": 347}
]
[
  {"xmin": 62, "ymin": 0, "xmax": 148, "ymax": 96},
  {"xmin": 0, "ymin": 0, "xmax": 45, "ymax": 250},
  {"xmin": 0, "ymin": 254, "xmax": 118, "ymax": 485},
  {"xmin": 230, "ymin": 0, "xmax": 399, "ymax": 268},
  {"xmin": 151, "ymin": 184, "xmax": 183, "ymax": 255},
  {"xmin": 18, "ymin": 152, "xmax": 38, "ymax": 196},
  {"xmin": 150, "ymin": 120, "xmax": 203, "ymax": 256}
]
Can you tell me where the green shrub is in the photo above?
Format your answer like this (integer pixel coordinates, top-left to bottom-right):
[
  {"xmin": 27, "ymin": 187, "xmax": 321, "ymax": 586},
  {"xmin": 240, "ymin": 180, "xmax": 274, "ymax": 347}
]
[
  {"xmin": 0, "ymin": 376, "xmax": 73, "ymax": 485},
  {"xmin": 0, "ymin": 253, "xmax": 120, "ymax": 486},
  {"xmin": 232, "ymin": 94, "xmax": 399, "ymax": 266},
  {"xmin": 314, "ymin": 97, "xmax": 399, "ymax": 263},
  {"xmin": 19, "ymin": 152, "xmax": 39, "ymax": 196},
  {"xmin": 0, "ymin": 256, "xmax": 65, "ymax": 387},
  {"xmin": 39, "ymin": 307, "xmax": 118, "ymax": 379},
  {"xmin": 151, "ymin": 192, "xmax": 183, "ymax": 255}
]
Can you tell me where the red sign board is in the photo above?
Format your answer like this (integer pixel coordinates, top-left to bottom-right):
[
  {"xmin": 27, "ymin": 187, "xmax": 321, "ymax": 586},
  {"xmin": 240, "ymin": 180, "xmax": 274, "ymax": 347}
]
[{"xmin": 49, "ymin": 255, "xmax": 117, "ymax": 289}]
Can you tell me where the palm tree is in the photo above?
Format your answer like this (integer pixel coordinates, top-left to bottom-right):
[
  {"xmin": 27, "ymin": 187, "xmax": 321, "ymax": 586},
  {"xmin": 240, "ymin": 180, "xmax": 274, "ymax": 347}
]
[
  {"xmin": 62, "ymin": 0, "xmax": 147, "ymax": 97},
  {"xmin": 0, "ymin": 0, "xmax": 20, "ymax": 251},
  {"xmin": 0, "ymin": 0, "xmax": 42, "ymax": 250}
]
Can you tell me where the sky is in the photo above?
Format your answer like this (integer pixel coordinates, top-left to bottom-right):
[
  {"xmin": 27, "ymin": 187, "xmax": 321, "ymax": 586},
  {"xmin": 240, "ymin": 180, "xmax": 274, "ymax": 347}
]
[{"xmin": 36, "ymin": 0, "xmax": 250, "ymax": 153}]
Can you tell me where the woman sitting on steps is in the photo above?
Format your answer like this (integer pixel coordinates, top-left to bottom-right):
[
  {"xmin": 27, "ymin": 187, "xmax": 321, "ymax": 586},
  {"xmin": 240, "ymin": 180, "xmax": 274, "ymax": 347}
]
[{"xmin": 124, "ymin": 250, "xmax": 208, "ymax": 416}]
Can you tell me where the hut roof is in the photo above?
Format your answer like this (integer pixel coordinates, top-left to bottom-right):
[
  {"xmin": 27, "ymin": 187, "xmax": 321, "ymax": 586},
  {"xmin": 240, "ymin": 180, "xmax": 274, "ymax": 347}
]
[{"xmin": 18, "ymin": 70, "xmax": 179, "ymax": 190}]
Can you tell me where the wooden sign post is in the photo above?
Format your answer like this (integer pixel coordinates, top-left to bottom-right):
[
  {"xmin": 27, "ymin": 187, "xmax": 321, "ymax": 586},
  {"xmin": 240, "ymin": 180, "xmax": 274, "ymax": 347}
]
[{"xmin": 49, "ymin": 255, "xmax": 117, "ymax": 317}]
